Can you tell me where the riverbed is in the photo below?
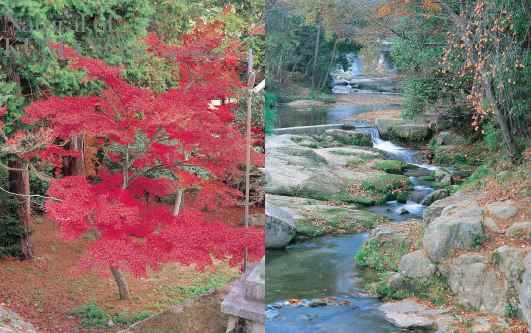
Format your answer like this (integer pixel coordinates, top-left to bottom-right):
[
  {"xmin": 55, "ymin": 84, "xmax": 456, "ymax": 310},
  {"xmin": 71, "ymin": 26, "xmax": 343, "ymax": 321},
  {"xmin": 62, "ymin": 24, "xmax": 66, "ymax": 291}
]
[{"xmin": 266, "ymin": 94, "xmax": 439, "ymax": 332}]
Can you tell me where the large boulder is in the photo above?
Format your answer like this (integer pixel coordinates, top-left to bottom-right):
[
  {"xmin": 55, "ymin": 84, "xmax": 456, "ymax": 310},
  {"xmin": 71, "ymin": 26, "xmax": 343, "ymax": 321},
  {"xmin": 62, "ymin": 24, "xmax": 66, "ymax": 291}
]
[
  {"xmin": 520, "ymin": 252, "xmax": 531, "ymax": 332},
  {"xmin": 486, "ymin": 200, "xmax": 519, "ymax": 220},
  {"xmin": 444, "ymin": 254, "xmax": 508, "ymax": 316},
  {"xmin": 399, "ymin": 250, "xmax": 437, "ymax": 279},
  {"xmin": 422, "ymin": 200, "xmax": 485, "ymax": 263},
  {"xmin": 422, "ymin": 192, "xmax": 478, "ymax": 225}
]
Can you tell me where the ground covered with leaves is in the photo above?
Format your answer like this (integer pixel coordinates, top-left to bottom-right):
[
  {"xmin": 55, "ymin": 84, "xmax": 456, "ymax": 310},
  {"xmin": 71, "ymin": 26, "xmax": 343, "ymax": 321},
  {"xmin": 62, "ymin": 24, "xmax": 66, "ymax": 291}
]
[{"xmin": 0, "ymin": 205, "xmax": 257, "ymax": 333}]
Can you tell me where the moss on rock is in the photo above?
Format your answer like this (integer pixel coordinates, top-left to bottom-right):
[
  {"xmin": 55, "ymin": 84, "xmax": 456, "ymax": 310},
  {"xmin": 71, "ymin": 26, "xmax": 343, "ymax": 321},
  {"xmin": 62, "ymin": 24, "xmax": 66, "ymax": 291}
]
[
  {"xmin": 373, "ymin": 160, "xmax": 407, "ymax": 174},
  {"xmin": 294, "ymin": 207, "xmax": 381, "ymax": 240}
]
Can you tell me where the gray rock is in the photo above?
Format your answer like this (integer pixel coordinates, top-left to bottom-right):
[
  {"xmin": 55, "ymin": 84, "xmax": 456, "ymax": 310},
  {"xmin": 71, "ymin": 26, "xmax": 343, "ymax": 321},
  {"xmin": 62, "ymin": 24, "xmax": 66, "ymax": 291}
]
[
  {"xmin": 446, "ymin": 254, "xmax": 508, "ymax": 315},
  {"xmin": 423, "ymin": 201, "xmax": 484, "ymax": 263},
  {"xmin": 520, "ymin": 252, "xmax": 531, "ymax": 332},
  {"xmin": 399, "ymin": 250, "xmax": 436, "ymax": 279},
  {"xmin": 265, "ymin": 214, "xmax": 296, "ymax": 249},
  {"xmin": 483, "ymin": 217, "xmax": 501, "ymax": 233},
  {"xmin": 379, "ymin": 299, "xmax": 454, "ymax": 331},
  {"xmin": 374, "ymin": 119, "xmax": 430, "ymax": 142},
  {"xmin": 422, "ymin": 192, "xmax": 474, "ymax": 225},
  {"xmin": 486, "ymin": 200, "xmax": 519, "ymax": 220},
  {"xmin": 421, "ymin": 189, "xmax": 450, "ymax": 206},
  {"xmin": 470, "ymin": 317, "xmax": 508, "ymax": 333},
  {"xmin": 265, "ymin": 194, "xmax": 379, "ymax": 247},
  {"xmin": 435, "ymin": 131, "xmax": 466, "ymax": 146},
  {"xmin": 265, "ymin": 198, "xmax": 298, "ymax": 249},
  {"xmin": 0, "ymin": 306, "xmax": 38, "ymax": 333},
  {"xmin": 266, "ymin": 134, "xmax": 379, "ymax": 200},
  {"xmin": 470, "ymin": 317, "xmax": 492, "ymax": 333},
  {"xmin": 388, "ymin": 273, "xmax": 406, "ymax": 290},
  {"xmin": 391, "ymin": 124, "xmax": 430, "ymax": 142},
  {"xmin": 493, "ymin": 246, "xmax": 526, "ymax": 284},
  {"xmin": 434, "ymin": 168, "xmax": 452, "ymax": 182},
  {"xmin": 324, "ymin": 129, "xmax": 372, "ymax": 146},
  {"xmin": 375, "ymin": 118, "xmax": 405, "ymax": 137},
  {"xmin": 396, "ymin": 207, "xmax": 410, "ymax": 215},
  {"xmin": 507, "ymin": 222, "xmax": 531, "ymax": 240}
]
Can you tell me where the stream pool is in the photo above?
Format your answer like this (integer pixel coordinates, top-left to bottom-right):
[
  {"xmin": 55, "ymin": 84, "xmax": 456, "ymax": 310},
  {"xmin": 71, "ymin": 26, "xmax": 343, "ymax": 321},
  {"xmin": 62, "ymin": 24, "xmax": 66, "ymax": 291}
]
[{"xmin": 266, "ymin": 235, "xmax": 400, "ymax": 333}]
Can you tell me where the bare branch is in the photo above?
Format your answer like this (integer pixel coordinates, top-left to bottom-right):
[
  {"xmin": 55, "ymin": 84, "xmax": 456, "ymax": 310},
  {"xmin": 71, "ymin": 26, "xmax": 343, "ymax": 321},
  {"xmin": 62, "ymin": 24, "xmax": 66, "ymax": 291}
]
[{"xmin": 0, "ymin": 184, "xmax": 62, "ymax": 202}]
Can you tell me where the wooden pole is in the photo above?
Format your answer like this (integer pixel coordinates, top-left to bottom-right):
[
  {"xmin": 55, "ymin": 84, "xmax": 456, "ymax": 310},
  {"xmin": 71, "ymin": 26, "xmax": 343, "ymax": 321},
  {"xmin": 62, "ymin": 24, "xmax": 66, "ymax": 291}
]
[{"xmin": 244, "ymin": 49, "xmax": 256, "ymax": 272}]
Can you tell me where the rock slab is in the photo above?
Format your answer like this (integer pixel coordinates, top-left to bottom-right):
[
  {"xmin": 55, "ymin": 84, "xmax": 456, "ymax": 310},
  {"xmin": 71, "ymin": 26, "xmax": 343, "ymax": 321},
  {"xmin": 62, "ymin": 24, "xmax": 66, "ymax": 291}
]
[
  {"xmin": 379, "ymin": 299, "xmax": 453, "ymax": 332},
  {"xmin": 0, "ymin": 307, "xmax": 38, "ymax": 333}
]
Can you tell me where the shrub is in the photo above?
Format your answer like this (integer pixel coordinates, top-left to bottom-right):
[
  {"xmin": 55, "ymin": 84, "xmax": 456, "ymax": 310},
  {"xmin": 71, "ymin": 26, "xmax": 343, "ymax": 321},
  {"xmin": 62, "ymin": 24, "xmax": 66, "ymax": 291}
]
[
  {"xmin": 505, "ymin": 303, "xmax": 519, "ymax": 318},
  {"xmin": 70, "ymin": 302, "xmax": 109, "ymax": 328},
  {"xmin": 355, "ymin": 238, "xmax": 409, "ymax": 273},
  {"xmin": 70, "ymin": 302, "xmax": 152, "ymax": 328},
  {"xmin": 483, "ymin": 121, "xmax": 501, "ymax": 152},
  {"xmin": 112, "ymin": 311, "xmax": 152, "ymax": 326}
]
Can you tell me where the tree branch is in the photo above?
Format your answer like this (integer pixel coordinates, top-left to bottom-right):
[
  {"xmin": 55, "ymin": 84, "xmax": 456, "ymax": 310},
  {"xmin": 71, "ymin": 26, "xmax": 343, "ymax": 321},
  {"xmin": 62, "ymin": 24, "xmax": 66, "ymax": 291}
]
[{"xmin": 0, "ymin": 184, "xmax": 62, "ymax": 201}]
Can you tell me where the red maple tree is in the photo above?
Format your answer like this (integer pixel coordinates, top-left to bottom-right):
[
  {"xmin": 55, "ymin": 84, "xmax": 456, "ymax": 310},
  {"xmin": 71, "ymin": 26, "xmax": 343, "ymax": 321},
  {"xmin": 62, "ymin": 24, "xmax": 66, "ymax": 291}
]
[{"xmin": 21, "ymin": 20, "xmax": 264, "ymax": 299}]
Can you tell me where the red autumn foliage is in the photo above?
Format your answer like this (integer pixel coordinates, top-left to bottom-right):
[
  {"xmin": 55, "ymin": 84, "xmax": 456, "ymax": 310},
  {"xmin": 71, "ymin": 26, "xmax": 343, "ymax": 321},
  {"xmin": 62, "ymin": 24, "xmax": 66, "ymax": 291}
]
[{"xmin": 22, "ymin": 20, "xmax": 264, "ymax": 278}]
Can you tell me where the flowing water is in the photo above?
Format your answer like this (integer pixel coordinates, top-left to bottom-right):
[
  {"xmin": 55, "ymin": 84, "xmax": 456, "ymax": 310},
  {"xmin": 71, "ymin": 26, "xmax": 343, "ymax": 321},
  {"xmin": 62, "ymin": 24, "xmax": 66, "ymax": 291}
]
[
  {"xmin": 266, "ymin": 52, "xmax": 438, "ymax": 332},
  {"xmin": 266, "ymin": 125, "xmax": 439, "ymax": 331},
  {"xmin": 266, "ymin": 235, "xmax": 401, "ymax": 332}
]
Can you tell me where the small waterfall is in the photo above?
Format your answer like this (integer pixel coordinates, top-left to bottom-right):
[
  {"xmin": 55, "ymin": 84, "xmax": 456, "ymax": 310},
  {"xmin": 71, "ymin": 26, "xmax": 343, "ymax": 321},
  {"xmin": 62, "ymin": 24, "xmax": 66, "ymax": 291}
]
[
  {"xmin": 354, "ymin": 124, "xmax": 417, "ymax": 164},
  {"xmin": 355, "ymin": 126, "xmax": 381, "ymax": 140},
  {"xmin": 333, "ymin": 53, "xmax": 363, "ymax": 77},
  {"xmin": 331, "ymin": 53, "xmax": 363, "ymax": 94}
]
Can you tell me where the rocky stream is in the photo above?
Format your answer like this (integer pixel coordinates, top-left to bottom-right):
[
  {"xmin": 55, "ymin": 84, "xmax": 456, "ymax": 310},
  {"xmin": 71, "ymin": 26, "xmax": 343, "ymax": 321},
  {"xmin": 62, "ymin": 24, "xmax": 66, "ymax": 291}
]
[{"xmin": 265, "ymin": 53, "xmax": 531, "ymax": 333}]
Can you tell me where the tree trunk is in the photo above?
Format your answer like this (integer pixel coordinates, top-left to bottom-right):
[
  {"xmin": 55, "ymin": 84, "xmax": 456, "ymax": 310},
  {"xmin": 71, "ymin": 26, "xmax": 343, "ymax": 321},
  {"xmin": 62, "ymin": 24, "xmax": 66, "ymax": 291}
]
[
  {"xmin": 108, "ymin": 147, "xmax": 131, "ymax": 300},
  {"xmin": 122, "ymin": 146, "xmax": 129, "ymax": 189},
  {"xmin": 70, "ymin": 135, "xmax": 85, "ymax": 176},
  {"xmin": 172, "ymin": 189, "xmax": 184, "ymax": 216},
  {"xmin": 311, "ymin": 17, "xmax": 322, "ymax": 89},
  {"xmin": 482, "ymin": 75, "xmax": 518, "ymax": 161},
  {"xmin": 110, "ymin": 266, "xmax": 130, "ymax": 300},
  {"xmin": 63, "ymin": 135, "xmax": 85, "ymax": 176},
  {"xmin": 8, "ymin": 160, "xmax": 33, "ymax": 259},
  {"xmin": 319, "ymin": 39, "xmax": 338, "ymax": 90}
]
